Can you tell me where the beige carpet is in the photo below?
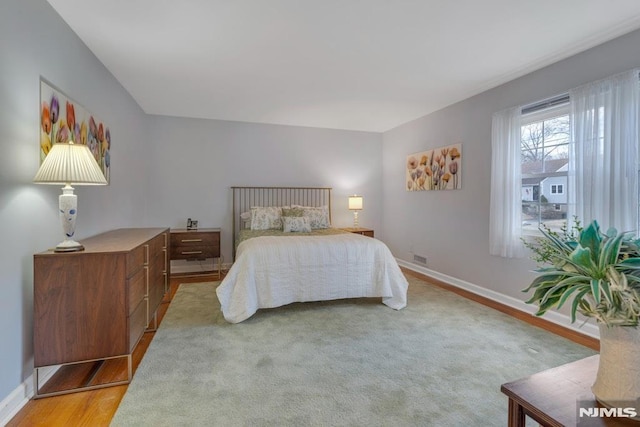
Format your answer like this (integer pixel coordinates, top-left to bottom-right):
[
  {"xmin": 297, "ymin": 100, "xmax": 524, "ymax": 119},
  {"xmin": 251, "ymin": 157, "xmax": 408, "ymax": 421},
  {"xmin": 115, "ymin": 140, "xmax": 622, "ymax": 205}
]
[{"xmin": 111, "ymin": 275, "xmax": 595, "ymax": 426}]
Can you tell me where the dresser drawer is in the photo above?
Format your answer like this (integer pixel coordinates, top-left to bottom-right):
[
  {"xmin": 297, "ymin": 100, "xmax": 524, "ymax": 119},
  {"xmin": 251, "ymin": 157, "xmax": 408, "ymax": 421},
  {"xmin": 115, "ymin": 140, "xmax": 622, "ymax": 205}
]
[
  {"xmin": 148, "ymin": 233, "xmax": 167, "ymax": 258},
  {"xmin": 128, "ymin": 299, "xmax": 147, "ymax": 352},
  {"xmin": 127, "ymin": 265, "xmax": 147, "ymax": 315},
  {"xmin": 126, "ymin": 244, "xmax": 146, "ymax": 276}
]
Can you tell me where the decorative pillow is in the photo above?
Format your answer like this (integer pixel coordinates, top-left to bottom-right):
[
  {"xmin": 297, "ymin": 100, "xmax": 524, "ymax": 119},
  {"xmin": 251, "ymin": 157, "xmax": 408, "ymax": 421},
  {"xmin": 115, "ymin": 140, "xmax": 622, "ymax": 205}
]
[
  {"xmin": 293, "ymin": 205, "xmax": 330, "ymax": 229},
  {"xmin": 250, "ymin": 206, "xmax": 282, "ymax": 230},
  {"xmin": 283, "ymin": 216, "xmax": 312, "ymax": 233},
  {"xmin": 282, "ymin": 207, "xmax": 305, "ymax": 217},
  {"xmin": 240, "ymin": 211, "xmax": 252, "ymax": 228}
]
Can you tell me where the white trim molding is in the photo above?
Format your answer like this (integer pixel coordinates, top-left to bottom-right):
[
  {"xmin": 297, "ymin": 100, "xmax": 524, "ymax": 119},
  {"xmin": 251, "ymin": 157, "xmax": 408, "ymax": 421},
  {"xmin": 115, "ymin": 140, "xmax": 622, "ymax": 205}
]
[
  {"xmin": 0, "ymin": 366, "xmax": 58, "ymax": 426},
  {"xmin": 397, "ymin": 259, "xmax": 600, "ymax": 339},
  {"xmin": 0, "ymin": 375, "xmax": 33, "ymax": 426}
]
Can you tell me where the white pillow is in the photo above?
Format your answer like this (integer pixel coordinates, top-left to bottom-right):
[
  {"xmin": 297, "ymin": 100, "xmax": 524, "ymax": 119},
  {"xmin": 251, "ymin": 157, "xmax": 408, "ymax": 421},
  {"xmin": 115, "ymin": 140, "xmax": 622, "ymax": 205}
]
[
  {"xmin": 240, "ymin": 211, "xmax": 251, "ymax": 228},
  {"xmin": 283, "ymin": 216, "xmax": 312, "ymax": 233},
  {"xmin": 292, "ymin": 205, "xmax": 330, "ymax": 229},
  {"xmin": 250, "ymin": 206, "xmax": 282, "ymax": 230}
]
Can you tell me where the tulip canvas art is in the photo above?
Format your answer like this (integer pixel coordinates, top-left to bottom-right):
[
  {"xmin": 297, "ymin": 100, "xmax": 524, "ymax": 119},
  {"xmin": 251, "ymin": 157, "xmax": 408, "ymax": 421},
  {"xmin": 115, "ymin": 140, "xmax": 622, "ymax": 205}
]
[
  {"xmin": 406, "ymin": 143, "xmax": 461, "ymax": 191},
  {"xmin": 40, "ymin": 78, "xmax": 111, "ymax": 183}
]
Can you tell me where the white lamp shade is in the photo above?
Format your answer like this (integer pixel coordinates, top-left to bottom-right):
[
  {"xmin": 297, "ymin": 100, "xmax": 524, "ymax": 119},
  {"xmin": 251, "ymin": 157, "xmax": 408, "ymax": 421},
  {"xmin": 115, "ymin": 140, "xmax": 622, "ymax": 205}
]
[
  {"xmin": 348, "ymin": 195, "xmax": 363, "ymax": 210},
  {"xmin": 33, "ymin": 142, "xmax": 107, "ymax": 185}
]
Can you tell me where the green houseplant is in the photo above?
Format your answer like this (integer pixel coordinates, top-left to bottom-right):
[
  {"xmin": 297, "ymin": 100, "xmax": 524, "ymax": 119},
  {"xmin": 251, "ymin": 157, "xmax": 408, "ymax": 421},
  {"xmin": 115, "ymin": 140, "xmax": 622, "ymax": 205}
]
[
  {"xmin": 524, "ymin": 219, "xmax": 640, "ymax": 326},
  {"xmin": 523, "ymin": 219, "xmax": 640, "ymax": 414}
]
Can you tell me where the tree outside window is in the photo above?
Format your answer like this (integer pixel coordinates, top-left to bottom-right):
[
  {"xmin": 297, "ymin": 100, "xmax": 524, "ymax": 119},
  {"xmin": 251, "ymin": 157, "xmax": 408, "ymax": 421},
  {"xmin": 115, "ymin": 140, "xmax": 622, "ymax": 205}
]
[{"xmin": 521, "ymin": 104, "xmax": 570, "ymax": 234}]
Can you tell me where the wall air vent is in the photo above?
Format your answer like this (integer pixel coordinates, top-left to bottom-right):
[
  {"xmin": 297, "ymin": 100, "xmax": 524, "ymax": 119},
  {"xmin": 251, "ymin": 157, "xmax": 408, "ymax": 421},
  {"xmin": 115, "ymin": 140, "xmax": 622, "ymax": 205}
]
[{"xmin": 413, "ymin": 254, "xmax": 427, "ymax": 265}]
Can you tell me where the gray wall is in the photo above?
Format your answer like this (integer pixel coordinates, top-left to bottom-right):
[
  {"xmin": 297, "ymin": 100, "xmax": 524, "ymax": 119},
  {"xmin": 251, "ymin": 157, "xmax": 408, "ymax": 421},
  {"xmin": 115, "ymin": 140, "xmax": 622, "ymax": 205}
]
[
  {"xmin": 382, "ymin": 28, "xmax": 640, "ymax": 302},
  {"xmin": 0, "ymin": 0, "xmax": 150, "ymax": 401},
  {"xmin": 144, "ymin": 115, "xmax": 383, "ymax": 264},
  {"xmin": 0, "ymin": 0, "xmax": 382, "ymax": 405}
]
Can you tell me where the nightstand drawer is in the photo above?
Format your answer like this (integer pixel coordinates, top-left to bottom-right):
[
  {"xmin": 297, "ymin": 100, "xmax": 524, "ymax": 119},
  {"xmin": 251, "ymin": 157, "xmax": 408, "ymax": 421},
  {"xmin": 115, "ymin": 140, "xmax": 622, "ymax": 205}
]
[
  {"xmin": 171, "ymin": 231, "xmax": 219, "ymax": 247},
  {"xmin": 171, "ymin": 245, "xmax": 219, "ymax": 260},
  {"xmin": 341, "ymin": 227, "xmax": 374, "ymax": 238}
]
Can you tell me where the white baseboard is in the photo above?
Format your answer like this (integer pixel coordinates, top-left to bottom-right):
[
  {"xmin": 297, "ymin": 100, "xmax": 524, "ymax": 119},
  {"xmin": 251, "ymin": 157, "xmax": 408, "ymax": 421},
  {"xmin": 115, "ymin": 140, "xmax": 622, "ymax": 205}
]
[
  {"xmin": 0, "ymin": 366, "xmax": 58, "ymax": 426},
  {"xmin": 0, "ymin": 376, "xmax": 32, "ymax": 426},
  {"xmin": 397, "ymin": 259, "xmax": 600, "ymax": 340}
]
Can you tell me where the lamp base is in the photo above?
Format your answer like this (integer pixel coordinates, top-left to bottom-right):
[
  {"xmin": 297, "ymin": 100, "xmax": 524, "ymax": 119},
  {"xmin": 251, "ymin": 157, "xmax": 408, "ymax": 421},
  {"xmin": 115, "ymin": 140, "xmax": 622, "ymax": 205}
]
[
  {"xmin": 54, "ymin": 240, "xmax": 84, "ymax": 252},
  {"xmin": 56, "ymin": 184, "xmax": 83, "ymax": 252}
]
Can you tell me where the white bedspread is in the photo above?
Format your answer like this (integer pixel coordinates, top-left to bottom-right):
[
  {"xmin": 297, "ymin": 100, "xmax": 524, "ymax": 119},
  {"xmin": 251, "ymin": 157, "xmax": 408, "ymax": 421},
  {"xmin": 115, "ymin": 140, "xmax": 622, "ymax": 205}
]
[{"xmin": 216, "ymin": 232, "xmax": 408, "ymax": 323}]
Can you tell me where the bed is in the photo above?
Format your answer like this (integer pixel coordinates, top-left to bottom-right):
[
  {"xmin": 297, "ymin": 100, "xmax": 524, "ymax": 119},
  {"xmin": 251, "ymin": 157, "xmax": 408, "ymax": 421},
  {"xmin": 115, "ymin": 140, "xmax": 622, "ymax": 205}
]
[{"xmin": 216, "ymin": 186, "xmax": 408, "ymax": 323}]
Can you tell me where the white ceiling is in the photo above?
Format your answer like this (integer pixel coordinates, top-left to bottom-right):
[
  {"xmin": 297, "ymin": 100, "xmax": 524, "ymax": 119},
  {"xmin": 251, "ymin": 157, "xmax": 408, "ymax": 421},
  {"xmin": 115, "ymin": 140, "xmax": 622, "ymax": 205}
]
[{"xmin": 47, "ymin": 0, "xmax": 640, "ymax": 133}]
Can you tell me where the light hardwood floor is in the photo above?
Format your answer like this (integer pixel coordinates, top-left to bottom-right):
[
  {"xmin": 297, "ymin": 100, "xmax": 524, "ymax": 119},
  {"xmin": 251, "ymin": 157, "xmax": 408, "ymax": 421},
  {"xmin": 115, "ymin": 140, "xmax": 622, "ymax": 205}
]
[
  {"xmin": 6, "ymin": 269, "xmax": 598, "ymax": 426},
  {"xmin": 6, "ymin": 274, "xmax": 216, "ymax": 427}
]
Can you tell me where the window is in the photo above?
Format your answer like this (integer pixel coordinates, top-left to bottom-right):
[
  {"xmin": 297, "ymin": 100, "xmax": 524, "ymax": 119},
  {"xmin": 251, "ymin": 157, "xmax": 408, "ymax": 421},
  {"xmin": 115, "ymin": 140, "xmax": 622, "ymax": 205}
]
[
  {"xmin": 551, "ymin": 184, "xmax": 564, "ymax": 194},
  {"xmin": 491, "ymin": 70, "xmax": 639, "ymax": 258},
  {"xmin": 520, "ymin": 101, "xmax": 570, "ymax": 235}
]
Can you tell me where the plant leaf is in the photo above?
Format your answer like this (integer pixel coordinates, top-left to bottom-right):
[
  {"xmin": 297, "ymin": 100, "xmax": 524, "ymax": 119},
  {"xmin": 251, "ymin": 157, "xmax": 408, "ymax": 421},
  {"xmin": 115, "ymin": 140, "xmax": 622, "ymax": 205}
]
[
  {"xmin": 570, "ymin": 288, "xmax": 592, "ymax": 323},
  {"xmin": 578, "ymin": 221, "xmax": 601, "ymax": 263},
  {"xmin": 557, "ymin": 282, "xmax": 589, "ymax": 308},
  {"xmin": 569, "ymin": 246, "xmax": 596, "ymax": 274},
  {"xmin": 599, "ymin": 231, "xmax": 624, "ymax": 270},
  {"xmin": 591, "ymin": 279, "xmax": 600, "ymax": 304},
  {"xmin": 619, "ymin": 258, "xmax": 640, "ymax": 270}
]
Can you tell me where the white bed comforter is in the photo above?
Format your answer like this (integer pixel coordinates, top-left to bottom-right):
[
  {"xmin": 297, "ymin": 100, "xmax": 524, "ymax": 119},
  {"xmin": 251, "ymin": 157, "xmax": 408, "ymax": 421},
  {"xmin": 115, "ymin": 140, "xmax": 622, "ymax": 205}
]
[{"xmin": 216, "ymin": 232, "xmax": 408, "ymax": 323}]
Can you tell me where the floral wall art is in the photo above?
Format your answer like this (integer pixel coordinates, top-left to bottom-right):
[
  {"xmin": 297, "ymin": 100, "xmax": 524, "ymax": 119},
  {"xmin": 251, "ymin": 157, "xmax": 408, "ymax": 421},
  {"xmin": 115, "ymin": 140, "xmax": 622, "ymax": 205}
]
[
  {"xmin": 406, "ymin": 143, "xmax": 461, "ymax": 191},
  {"xmin": 40, "ymin": 78, "xmax": 111, "ymax": 183}
]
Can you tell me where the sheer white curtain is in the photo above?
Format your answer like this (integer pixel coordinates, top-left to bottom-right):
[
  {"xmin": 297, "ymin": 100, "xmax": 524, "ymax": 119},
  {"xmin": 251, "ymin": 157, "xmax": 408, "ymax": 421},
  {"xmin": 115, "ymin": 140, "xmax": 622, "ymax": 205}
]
[
  {"xmin": 490, "ymin": 106, "xmax": 524, "ymax": 258},
  {"xmin": 568, "ymin": 69, "xmax": 640, "ymax": 232}
]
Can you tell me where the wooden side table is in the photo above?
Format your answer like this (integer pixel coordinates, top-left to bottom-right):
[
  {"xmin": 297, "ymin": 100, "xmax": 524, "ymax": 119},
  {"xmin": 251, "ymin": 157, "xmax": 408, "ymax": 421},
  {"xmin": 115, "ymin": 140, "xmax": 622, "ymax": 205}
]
[
  {"xmin": 341, "ymin": 227, "xmax": 374, "ymax": 237},
  {"xmin": 170, "ymin": 228, "xmax": 221, "ymax": 279},
  {"xmin": 501, "ymin": 355, "xmax": 636, "ymax": 426}
]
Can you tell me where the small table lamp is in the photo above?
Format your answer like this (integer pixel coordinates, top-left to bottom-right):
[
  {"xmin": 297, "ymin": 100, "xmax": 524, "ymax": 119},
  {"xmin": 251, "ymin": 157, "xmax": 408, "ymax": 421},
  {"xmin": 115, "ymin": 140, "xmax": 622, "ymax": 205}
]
[
  {"xmin": 348, "ymin": 195, "xmax": 363, "ymax": 228},
  {"xmin": 33, "ymin": 141, "xmax": 107, "ymax": 252}
]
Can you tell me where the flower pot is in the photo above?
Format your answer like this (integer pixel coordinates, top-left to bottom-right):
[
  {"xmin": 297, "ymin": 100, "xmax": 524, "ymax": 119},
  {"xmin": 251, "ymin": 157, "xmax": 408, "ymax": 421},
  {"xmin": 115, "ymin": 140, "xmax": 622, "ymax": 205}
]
[{"xmin": 592, "ymin": 323, "xmax": 640, "ymax": 418}]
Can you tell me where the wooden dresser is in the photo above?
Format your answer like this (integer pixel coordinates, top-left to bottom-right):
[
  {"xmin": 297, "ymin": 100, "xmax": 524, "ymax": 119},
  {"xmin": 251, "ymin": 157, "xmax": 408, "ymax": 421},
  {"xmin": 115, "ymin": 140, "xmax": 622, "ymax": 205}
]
[{"xmin": 33, "ymin": 228, "xmax": 169, "ymax": 397}]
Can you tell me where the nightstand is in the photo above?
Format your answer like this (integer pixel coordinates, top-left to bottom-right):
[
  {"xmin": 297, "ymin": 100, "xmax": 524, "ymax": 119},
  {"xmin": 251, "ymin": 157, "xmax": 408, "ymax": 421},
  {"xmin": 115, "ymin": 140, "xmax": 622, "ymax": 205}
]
[
  {"xmin": 170, "ymin": 228, "xmax": 221, "ymax": 278},
  {"xmin": 341, "ymin": 227, "xmax": 374, "ymax": 237}
]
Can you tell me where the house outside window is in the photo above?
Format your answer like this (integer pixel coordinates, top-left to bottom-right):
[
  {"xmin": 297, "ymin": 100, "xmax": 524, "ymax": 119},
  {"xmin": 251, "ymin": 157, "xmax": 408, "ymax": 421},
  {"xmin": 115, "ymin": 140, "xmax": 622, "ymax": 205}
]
[
  {"xmin": 551, "ymin": 184, "xmax": 564, "ymax": 194},
  {"xmin": 520, "ymin": 101, "xmax": 570, "ymax": 235}
]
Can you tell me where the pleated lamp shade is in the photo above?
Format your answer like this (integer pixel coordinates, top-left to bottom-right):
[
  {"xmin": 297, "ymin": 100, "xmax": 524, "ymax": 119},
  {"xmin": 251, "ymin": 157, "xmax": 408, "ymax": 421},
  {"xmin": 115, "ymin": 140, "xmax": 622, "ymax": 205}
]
[{"xmin": 33, "ymin": 142, "xmax": 107, "ymax": 185}]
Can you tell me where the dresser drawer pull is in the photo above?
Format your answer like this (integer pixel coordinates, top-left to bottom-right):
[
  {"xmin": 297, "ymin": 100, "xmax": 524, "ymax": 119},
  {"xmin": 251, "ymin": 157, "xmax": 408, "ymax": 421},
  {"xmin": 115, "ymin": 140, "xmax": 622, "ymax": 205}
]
[
  {"xmin": 162, "ymin": 249, "xmax": 167, "ymax": 272},
  {"xmin": 181, "ymin": 250, "xmax": 203, "ymax": 255},
  {"xmin": 181, "ymin": 238, "xmax": 203, "ymax": 243}
]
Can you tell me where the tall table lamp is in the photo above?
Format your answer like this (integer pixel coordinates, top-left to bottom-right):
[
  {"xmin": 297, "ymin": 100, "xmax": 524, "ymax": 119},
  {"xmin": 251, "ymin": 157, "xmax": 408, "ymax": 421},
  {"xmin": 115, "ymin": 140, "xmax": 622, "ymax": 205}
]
[
  {"xmin": 33, "ymin": 141, "xmax": 107, "ymax": 252},
  {"xmin": 348, "ymin": 195, "xmax": 363, "ymax": 228}
]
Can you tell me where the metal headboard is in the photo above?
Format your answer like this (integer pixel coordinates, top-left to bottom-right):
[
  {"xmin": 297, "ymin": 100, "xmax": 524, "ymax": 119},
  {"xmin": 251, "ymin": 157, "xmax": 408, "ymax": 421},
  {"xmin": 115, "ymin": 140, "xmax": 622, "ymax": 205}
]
[{"xmin": 231, "ymin": 186, "xmax": 332, "ymax": 260}]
